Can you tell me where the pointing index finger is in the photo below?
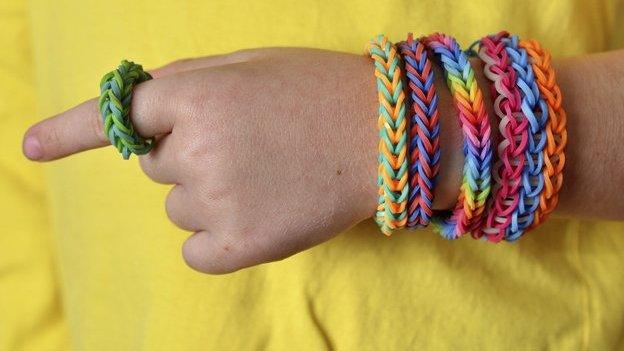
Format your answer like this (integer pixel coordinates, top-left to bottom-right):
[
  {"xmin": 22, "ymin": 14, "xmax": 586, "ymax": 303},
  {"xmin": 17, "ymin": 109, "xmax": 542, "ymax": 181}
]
[
  {"xmin": 23, "ymin": 98, "xmax": 108, "ymax": 161},
  {"xmin": 23, "ymin": 78, "xmax": 175, "ymax": 161}
]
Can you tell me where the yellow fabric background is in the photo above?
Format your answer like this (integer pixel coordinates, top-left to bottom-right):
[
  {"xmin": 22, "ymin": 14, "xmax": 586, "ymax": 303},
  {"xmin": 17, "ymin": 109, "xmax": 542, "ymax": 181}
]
[
  {"xmin": 2, "ymin": 0, "xmax": 624, "ymax": 349},
  {"xmin": 0, "ymin": 2, "xmax": 68, "ymax": 350}
]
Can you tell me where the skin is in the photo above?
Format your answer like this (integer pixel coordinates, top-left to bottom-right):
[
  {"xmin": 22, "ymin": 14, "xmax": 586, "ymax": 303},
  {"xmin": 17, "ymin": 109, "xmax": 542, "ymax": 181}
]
[{"xmin": 22, "ymin": 47, "xmax": 624, "ymax": 274}]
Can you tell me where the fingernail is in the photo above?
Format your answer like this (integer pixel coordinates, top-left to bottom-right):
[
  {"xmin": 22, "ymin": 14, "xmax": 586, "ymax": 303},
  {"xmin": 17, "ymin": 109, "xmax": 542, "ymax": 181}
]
[{"xmin": 23, "ymin": 136, "xmax": 43, "ymax": 160}]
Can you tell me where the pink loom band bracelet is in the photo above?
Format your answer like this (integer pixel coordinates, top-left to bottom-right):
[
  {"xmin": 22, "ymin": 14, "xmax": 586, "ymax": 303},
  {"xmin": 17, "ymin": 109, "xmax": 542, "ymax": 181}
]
[{"xmin": 472, "ymin": 31, "xmax": 529, "ymax": 242}]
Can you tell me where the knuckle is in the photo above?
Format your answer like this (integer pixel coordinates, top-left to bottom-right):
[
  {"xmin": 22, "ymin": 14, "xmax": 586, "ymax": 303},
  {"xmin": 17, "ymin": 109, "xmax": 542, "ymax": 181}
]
[
  {"xmin": 165, "ymin": 187, "xmax": 186, "ymax": 228},
  {"xmin": 176, "ymin": 136, "xmax": 211, "ymax": 167},
  {"xmin": 183, "ymin": 94, "xmax": 208, "ymax": 118},
  {"xmin": 138, "ymin": 155, "xmax": 157, "ymax": 180},
  {"xmin": 228, "ymin": 48, "xmax": 261, "ymax": 61},
  {"xmin": 164, "ymin": 188, "xmax": 176, "ymax": 217},
  {"xmin": 194, "ymin": 169, "xmax": 234, "ymax": 204},
  {"xmin": 182, "ymin": 69, "xmax": 249, "ymax": 122},
  {"xmin": 167, "ymin": 58, "xmax": 193, "ymax": 72},
  {"xmin": 175, "ymin": 126, "xmax": 229, "ymax": 171}
]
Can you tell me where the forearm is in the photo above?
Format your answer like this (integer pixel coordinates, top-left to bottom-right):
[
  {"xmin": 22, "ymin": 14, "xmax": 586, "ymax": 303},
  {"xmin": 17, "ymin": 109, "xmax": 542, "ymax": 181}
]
[{"xmin": 548, "ymin": 50, "xmax": 624, "ymax": 220}]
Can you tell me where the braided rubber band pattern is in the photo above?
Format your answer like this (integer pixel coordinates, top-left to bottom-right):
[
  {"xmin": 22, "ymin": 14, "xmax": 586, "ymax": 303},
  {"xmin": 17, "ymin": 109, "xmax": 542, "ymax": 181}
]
[
  {"xmin": 424, "ymin": 33, "xmax": 493, "ymax": 239},
  {"xmin": 366, "ymin": 35, "xmax": 409, "ymax": 235},
  {"xmin": 499, "ymin": 35, "xmax": 549, "ymax": 240},
  {"xmin": 99, "ymin": 60, "xmax": 154, "ymax": 159},
  {"xmin": 473, "ymin": 32, "xmax": 529, "ymax": 242},
  {"xmin": 519, "ymin": 39, "xmax": 567, "ymax": 228},
  {"xmin": 398, "ymin": 33, "xmax": 441, "ymax": 228}
]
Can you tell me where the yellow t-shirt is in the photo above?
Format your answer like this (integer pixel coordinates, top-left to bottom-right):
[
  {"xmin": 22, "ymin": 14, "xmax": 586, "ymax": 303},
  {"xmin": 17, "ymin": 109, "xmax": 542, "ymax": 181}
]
[{"xmin": 2, "ymin": 0, "xmax": 624, "ymax": 350}]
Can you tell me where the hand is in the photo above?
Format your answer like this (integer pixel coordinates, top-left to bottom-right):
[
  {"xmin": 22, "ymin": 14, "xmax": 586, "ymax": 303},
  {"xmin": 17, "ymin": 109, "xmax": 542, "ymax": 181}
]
[{"xmin": 23, "ymin": 48, "xmax": 461, "ymax": 273}]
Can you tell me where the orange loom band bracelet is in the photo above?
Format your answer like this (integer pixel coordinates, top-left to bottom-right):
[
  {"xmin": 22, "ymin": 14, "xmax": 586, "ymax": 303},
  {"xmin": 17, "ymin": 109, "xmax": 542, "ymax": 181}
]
[
  {"xmin": 519, "ymin": 39, "xmax": 567, "ymax": 226},
  {"xmin": 366, "ymin": 35, "xmax": 409, "ymax": 235}
]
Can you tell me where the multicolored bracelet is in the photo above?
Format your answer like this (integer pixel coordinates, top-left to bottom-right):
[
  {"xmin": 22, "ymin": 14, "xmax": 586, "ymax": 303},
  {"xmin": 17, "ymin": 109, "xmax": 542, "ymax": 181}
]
[
  {"xmin": 501, "ymin": 35, "xmax": 549, "ymax": 241},
  {"xmin": 519, "ymin": 39, "xmax": 568, "ymax": 229},
  {"xmin": 472, "ymin": 32, "xmax": 529, "ymax": 242},
  {"xmin": 366, "ymin": 35, "xmax": 409, "ymax": 235},
  {"xmin": 423, "ymin": 33, "xmax": 493, "ymax": 239},
  {"xmin": 398, "ymin": 34, "xmax": 441, "ymax": 228}
]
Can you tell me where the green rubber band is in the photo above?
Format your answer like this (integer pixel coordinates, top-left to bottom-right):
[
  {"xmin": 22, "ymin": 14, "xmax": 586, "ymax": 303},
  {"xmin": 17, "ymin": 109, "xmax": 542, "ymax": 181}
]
[{"xmin": 98, "ymin": 60, "xmax": 153, "ymax": 159}]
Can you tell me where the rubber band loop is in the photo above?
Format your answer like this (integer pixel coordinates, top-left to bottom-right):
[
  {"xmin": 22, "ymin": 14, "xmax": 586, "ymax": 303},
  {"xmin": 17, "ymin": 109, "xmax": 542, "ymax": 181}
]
[
  {"xmin": 398, "ymin": 33, "xmax": 441, "ymax": 228},
  {"xmin": 98, "ymin": 60, "xmax": 154, "ymax": 159},
  {"xmin": 423, "ymin": 33, "xmax": 493, "ymax": 239},
  {"xmin": 366, "ymin": 35, "xmax": 409, "ymax": 235}
]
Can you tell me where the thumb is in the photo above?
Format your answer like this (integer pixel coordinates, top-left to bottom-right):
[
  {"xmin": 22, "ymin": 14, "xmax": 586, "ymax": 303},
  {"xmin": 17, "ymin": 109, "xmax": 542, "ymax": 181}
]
[{"xmin": 23, "ymin": 77, "xmax": 177, "ymax": 161}]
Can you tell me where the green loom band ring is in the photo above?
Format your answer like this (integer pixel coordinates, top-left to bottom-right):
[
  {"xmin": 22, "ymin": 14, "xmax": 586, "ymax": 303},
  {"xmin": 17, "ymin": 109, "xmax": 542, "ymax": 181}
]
[{"xmin": 98, "ymin": 60, "xmax": 154, "ymax": 159}]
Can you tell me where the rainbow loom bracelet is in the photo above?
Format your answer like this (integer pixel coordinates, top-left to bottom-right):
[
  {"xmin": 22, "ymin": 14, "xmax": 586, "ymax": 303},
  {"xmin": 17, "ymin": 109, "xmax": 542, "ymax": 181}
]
[
  {"xmin": 98, "ymin": 60, "xmax": 154, "ymax": 159},
  {"xmin": 398, "ymin": 33, "xmax": 441, "ymax": 228},
  {"xmin": 423, "ymin": 33, "xmax": 493, "ymax": 239},
  {"xmin": 473, "ymin": 32, "xmax": 529, "ymax": 242},
  {"xmin": 519, "ymin": 39, "xmax": 567, "ymax": 229},
  {"xmin": 366, "ymin": 35, "xmax": 409, "ymax": 235},
  {"xmin": 502, "ymin": 35, "xmax": 549, "ymax": 241}
]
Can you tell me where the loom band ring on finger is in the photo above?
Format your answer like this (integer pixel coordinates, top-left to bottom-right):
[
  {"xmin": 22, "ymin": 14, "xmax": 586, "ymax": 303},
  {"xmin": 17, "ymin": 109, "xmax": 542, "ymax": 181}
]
[
  {"xmin": 366, "ymin": 35, "xmax": 409, "ymax": 236},
  {"xmin": 501, "ymin": 35, "xmax": 549, "ymax": 241},
  {"xmin": 98, "ymin": 60, "xmax": 154, "ymax": 159},
  {"xmin": 423, "ymin": 33, "xmax": 493, "ymax": 239},
  {"xmin": 397, "ymin": 33, "xmax": 441, "ymax": 229},
  {"xmin": 518, "ymin": 39, "xmax": 567, "ymax": 228},
  {"xmin": 471, "ymin": 31, "xmax": 529, "ymax": 243}
]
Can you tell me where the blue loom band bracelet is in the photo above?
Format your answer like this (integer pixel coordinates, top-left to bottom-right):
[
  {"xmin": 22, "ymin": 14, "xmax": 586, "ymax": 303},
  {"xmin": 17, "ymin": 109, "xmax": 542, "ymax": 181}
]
[
  {"xmin": 502, "ymin": 35, "xmax": 549, "ymax": 241},
  {"xmin": 398, "ymin": 33, "xmax": 441, "ymax": 228}
]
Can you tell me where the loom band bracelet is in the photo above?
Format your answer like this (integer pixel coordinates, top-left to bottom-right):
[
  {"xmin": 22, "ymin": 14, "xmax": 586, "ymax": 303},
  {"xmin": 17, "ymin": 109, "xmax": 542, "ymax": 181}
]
[
  {"xmin": 98, "ymin": 60, "xmax": 154, "ymax": 159},
  {"xmin": 423, "ymin": 33, "xmax": 493, "ymax": 239},
  {"xmin": 505, "ymin": 36, "xmax": 548, "ymax": 240},
  {"xmin": 397, "ymin": 33, "xmax": 441, "ymax": 228},
  {"xmin": 366, "ymin": 35, "xmax": 409, "ymax": 235},
  {"xmin": 519, "ymin": 39, "xmax": 567, "ymax": 228},
  {"xmin": 502, "ymin": 35, "xmax": 549, "ymax": 241},
  {"xmin": 472, "ymin": 32, "xmax": 529, "ymax": 242},
  {"xmin": 475, "ymin": 33, "xmax": 527, "ymax": 241}
]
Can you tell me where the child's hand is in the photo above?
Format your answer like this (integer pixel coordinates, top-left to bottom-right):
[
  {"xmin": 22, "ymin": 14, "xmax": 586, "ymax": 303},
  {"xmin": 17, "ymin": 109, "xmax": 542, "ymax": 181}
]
[{"xmin": 22, "ymin": 48, "xmax": 460, "ymax": 273}]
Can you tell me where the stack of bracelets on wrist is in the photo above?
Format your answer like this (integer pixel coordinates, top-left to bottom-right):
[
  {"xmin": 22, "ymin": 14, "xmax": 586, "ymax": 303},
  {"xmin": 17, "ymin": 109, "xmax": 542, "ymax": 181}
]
[{"xmin": 365, "ymin": 31, "xmax": 567, "ymax": 241}]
